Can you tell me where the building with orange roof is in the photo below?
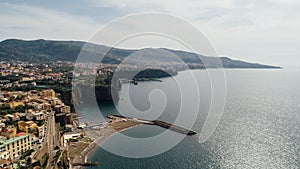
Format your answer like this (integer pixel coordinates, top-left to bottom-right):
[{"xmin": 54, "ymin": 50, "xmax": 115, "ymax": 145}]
[
  {"xmin": 0, "ymin": 126, "xmax": 16, "ymax": 139},
  {"xmin": 18, "ymin": 121, "xmax": 38, "ymax": 135}
]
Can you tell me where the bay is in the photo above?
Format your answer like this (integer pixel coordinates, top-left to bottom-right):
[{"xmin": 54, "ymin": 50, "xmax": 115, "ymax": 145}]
[{"xmin": 82, "ymin": 68, "xmax": 300, "ymax": 169}]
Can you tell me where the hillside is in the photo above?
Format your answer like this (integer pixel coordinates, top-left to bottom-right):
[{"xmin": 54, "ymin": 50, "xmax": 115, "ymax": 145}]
[{"xmin": 0, "ymin": 39, "xmax": 280, "ymax": 69}]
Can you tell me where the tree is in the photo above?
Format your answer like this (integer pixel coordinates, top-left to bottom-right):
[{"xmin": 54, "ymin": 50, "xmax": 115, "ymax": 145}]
[{"xmin": 27, "ymin": 157, "xmax": 32, "ymax": 165}]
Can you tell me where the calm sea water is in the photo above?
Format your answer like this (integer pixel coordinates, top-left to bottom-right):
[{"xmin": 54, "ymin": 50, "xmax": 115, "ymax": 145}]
[{"xmin": 81, "ymin": 69, "xmax": 300, "ymax": 169}]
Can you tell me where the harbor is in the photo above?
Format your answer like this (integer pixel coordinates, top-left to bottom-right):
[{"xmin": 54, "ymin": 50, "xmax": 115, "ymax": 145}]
[
  {"xmin": 70, "ymin": 116, "xmax": 140, "ymax": 168},
  {"xmin": 69, "ymin": 114, "xmax": 196, "ymax": 168}
]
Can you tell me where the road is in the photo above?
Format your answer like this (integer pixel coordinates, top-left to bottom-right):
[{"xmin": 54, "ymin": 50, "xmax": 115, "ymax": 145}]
[{"xmin": 46, "ymin": 111, "xmax": 57, "ymax": 169}]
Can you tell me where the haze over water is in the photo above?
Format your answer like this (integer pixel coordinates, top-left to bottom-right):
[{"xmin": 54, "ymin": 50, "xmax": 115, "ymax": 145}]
[{"xmin": 84, "ymin": 69, "xmax": 300, "ymax": 169}]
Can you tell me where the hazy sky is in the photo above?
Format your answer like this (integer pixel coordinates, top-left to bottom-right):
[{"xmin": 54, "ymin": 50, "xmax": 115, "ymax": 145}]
[{"xmin": 0, "ymin": 0, "xmax": 299, "ymax": 66}]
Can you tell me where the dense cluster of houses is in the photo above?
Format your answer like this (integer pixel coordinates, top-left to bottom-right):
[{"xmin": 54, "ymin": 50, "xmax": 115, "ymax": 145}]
[
  {"xmin": 0, "ymin": 60, "xmax": 80, "ymax": 168},
  {"xmin": 0, "ymin": 89, "xmax": 71, "ymax": 167},
  {"xmin": 0, "ymin": 61, "xmax": 72, "ymax": 89}
]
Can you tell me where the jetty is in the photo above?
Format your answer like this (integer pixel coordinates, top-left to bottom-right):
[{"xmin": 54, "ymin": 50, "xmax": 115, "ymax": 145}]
[
  {"xmin": 107, "ymin": 115, "xmax": 197, "ymax": 136},
  {"xmin": 72, "ymin": 162, "xmax": 99, "ymax": 167},
  {"xmin": 152, "ymin": 120, "xmax": 197, "ymax": 135}
]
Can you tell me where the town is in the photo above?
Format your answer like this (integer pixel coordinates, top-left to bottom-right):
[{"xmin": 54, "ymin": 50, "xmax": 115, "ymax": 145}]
[
  {"xmin": 0, "ymin": 59, "xmax": 191, "ymax": 169},
  {"xmin": 0, "ymin": 61, "xmax": 119, "ymax": 169}
]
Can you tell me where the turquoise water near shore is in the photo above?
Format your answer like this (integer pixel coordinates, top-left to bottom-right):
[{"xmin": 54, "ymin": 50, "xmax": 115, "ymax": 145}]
[{"xmin": 82, "ymin": 69, "xmax": 300, "ymax": 169}]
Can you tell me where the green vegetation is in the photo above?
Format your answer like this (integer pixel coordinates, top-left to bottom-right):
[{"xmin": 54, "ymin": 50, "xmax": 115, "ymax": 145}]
[
  {"xmin": 0, "ymin": 85, "xmax": 40, "ymax": 92},
  {"xmin": 68, "ymin": 138, "xmax": 78, "ymax": 142},
  {"xmin": 41, "ymin": 154, "xmax": 49, "ymax": 169},
  {"xmin": 134, "ymin": 68, "xmax": 176, "ymax": 78},
  {"xmin": 49, "ymin": 65, "xmax": 74, "ymax": 73},
  {"xmin": 35, "ymin": 120, "xmax": 45, "ymax": 127},
  {"xmin": 0, "ymin": 105, "xmax": 26, "ymax": 115},
  {"xmin": 0, "ymin": 39, "xmax": 128, "ymax": 63},
  {"xmin": 22, "ymin": 149, "xmax": 35, "ymax": 157},
  {"xmin": 0, "ymin": 75, "xmax": 20, "ymax": 83},
  {"xmin": 0, "ymin": 39, "xmax": 281, "ymax": 68},
  {"xmin": 54, "ymin": 150, "xmax": 62, "ymax": 163},
  {"xmin": 5, "ymin": 120, "xmax": 18, "ymax": 126}
]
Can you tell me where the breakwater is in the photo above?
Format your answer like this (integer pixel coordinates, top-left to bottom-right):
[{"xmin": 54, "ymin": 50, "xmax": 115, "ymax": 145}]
[{"xmin": 107, "ymin": 115, "xmax": 197, "ymax": 136}]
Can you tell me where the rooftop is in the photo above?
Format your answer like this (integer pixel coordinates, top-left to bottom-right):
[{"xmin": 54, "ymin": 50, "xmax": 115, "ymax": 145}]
[{"xmin": 0, "ymin": 133, "xmax": 30, "ymax": 146}]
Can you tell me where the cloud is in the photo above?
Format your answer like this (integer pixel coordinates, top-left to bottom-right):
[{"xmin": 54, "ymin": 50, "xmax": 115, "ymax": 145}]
[
  {"xmin": 89, "ymin": 0, "xmax": 236, "ymax": 19},
  {"xmin": 0, "ymin": 0, "xmax": 299, "ymax": 65},
  {"xmin": 0, "ymin": 3, "xmax": 101, "ymax": 41},
  {"xmin": 88, "ymin": 0, "xmax": 300, "ymax": 65}
]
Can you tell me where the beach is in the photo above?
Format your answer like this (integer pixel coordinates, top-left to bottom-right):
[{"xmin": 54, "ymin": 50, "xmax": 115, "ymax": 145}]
[{"xmin": 71, "ymin": 120, "xmax": 139, "ymax": 168}]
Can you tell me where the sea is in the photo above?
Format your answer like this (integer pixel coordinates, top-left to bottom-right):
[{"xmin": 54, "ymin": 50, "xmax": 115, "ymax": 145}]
[{"xmin": 79, "ymin": 68, "xmax": 300, "ymax": 169}]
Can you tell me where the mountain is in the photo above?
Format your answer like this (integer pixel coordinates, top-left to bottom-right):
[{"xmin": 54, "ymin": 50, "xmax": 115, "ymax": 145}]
[
  {"xmin": 0, "ymin": 39, "xmax": 280, "ymax": 68},
  {"xmin": 0, "ymin": 39, "xmax": 133, "ymax": 64}
]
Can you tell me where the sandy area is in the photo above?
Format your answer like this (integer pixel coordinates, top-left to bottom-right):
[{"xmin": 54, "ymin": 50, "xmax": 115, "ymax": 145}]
[{"xmin": 71, "ymin": 121, "xmax": 139, "ymax": 168}]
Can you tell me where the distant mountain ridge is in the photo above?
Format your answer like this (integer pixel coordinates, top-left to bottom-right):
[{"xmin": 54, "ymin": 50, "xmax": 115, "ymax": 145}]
[{"xmin": 0, "ymin": 39, "xmax": 281, "ymax": 68}]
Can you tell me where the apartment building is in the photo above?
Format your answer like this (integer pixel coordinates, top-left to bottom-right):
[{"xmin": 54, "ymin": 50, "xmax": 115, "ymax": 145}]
[{"xmin": 0, "ymin": 133, "xmax": 32, "ymax": 159}]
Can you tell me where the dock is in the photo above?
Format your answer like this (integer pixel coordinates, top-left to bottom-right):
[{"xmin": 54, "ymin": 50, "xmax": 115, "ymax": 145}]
[
  {"xmin": 151, "ymin": 120, "xmax": 197, "ymax": 135},
  {"xmin": 72, "ymin": 162, "xmax": 99, "ymax": 167},
  {"xmin": 107, "ymin": 115, "xmax": 197, "ymax": 136}
]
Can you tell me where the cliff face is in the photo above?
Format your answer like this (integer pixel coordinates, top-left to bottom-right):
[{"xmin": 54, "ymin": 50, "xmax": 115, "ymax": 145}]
[
  {"xmin": 72, "ymin": 84, "xmax": 118, "ymax": 105},
  {"xmin": 57, "ymin": 89, "xmax": 73, "ymax": 105},
  {"xmin": 95, "ymin": 85, "xmax": 118, "ymax": 102},
  {"xmin": 72, "ymin": 69, "xmax": 174, "ymax": 104}
]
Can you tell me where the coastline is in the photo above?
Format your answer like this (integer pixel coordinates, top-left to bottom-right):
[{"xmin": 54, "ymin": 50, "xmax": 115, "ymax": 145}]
[
  {"xmin": 72, "ymin": 122, "xmax": 140, "ymax": 168},
  {"xmin": 86, "ymin": 124, "xmax": 140, "ymax": 158}
]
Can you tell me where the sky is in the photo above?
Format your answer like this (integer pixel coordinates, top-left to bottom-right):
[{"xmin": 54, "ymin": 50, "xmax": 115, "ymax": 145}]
[{"xmin": 0, "ymin": 0, "xmax": 299, "ymax": 66}]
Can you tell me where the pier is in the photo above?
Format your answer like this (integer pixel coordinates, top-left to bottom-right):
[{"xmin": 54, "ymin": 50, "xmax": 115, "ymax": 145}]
[
  {"xmin": 151, "ymin": 120, "xmax": 197, "ymax": 135},
  {"xmin": 107, "ymin": 115, "xmax": 197, "ymax": 136},
  {"xmin": 72, "ymin": 162, "xmax": 99, "ymax": 167}
]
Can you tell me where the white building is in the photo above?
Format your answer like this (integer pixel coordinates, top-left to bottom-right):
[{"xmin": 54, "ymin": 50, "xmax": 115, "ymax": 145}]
[{"xmin": 63, "ymin": 133, "xmax": 81, "ymax": 146}]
